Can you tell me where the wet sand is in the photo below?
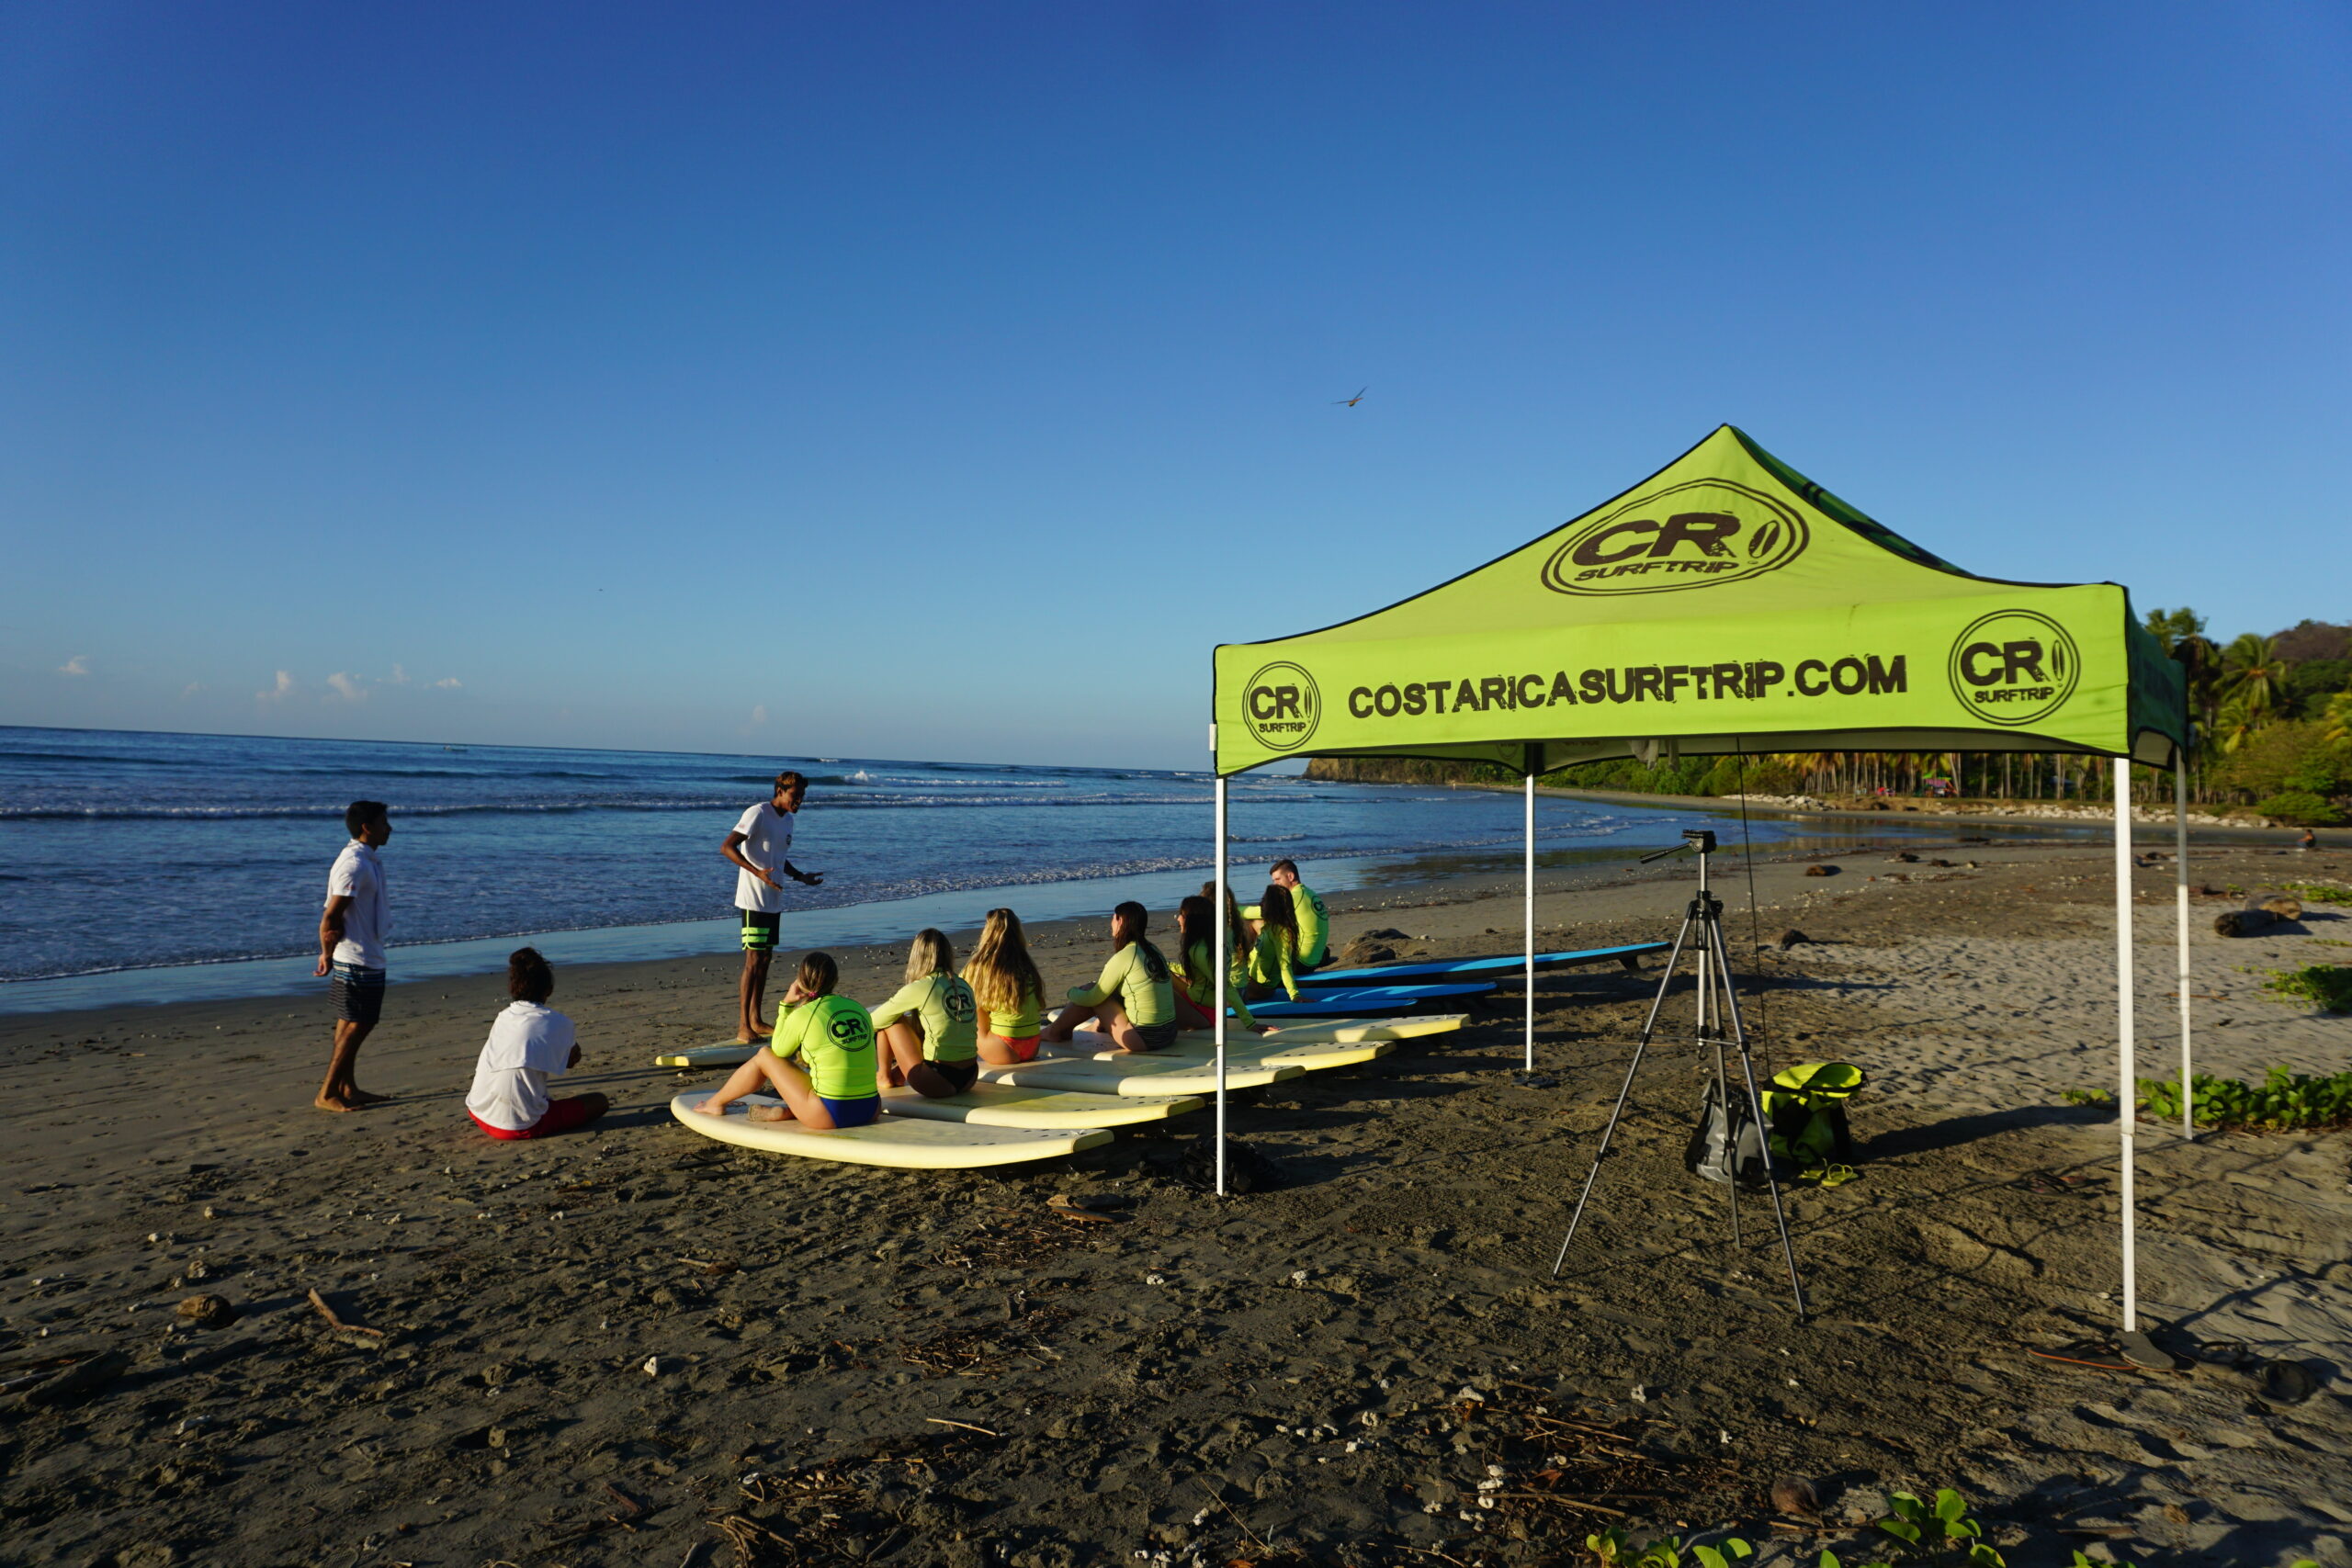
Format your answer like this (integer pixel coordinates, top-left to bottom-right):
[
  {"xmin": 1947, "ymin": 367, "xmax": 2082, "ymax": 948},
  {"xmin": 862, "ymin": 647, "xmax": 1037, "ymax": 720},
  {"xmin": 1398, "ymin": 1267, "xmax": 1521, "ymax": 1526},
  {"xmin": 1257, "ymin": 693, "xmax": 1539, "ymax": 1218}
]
[{"xmin": 3, "ymin": 841, "xmax": 2348, "ymax": 1567}]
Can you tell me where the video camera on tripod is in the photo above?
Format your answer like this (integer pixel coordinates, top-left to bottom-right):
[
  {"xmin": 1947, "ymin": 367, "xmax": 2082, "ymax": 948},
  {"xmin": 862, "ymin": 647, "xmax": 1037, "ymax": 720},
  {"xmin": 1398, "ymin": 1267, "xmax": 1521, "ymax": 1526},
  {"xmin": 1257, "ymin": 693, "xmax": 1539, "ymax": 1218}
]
[{"xmin": 1551, "ymin": 823, "xmax": 1808, "ymax": 1316}]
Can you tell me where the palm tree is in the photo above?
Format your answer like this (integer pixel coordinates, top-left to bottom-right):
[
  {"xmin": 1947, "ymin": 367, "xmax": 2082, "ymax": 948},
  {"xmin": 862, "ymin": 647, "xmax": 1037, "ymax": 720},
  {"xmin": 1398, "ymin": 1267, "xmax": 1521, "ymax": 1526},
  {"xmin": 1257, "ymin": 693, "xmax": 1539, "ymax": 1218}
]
[
  {"xmin": 2323, "ymin": 689, "xmax": 2352, "ymax": 748},
  {"xmin": 2218, "ymin": 635, "xmax": 2290, "ymax": 751}
]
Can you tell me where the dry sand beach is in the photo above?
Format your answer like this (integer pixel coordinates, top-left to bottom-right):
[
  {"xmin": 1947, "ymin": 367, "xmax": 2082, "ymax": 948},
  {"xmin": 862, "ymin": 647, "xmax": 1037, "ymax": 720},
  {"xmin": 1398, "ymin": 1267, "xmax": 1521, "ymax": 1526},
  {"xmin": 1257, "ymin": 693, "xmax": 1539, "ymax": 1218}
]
[{"xmin": 3, "ymin": 840, "xmax": 2348, "ymax": 1568}]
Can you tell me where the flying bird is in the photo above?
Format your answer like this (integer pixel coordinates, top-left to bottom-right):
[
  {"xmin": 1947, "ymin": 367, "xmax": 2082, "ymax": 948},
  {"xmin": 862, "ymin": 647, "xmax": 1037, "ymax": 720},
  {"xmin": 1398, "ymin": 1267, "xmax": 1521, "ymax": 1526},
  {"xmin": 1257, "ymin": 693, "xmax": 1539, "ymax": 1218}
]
[{"xmin": 1332, "ymin": 387, "xmax": 1367, "ymax": 407}]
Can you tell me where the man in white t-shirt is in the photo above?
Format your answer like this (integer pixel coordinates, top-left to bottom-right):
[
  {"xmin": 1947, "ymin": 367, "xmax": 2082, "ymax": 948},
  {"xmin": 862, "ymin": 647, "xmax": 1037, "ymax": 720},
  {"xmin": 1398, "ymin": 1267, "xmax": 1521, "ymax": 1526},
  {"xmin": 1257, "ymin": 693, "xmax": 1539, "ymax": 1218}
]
[
  {"xmin": 313, "ymin": 800, "xmax": 393, "ymax": 1112},
  {"xmin": 721, "ymin": 771, "xmax": 823, "ymax": 1042},
  {"xmin": 466, "ymin": 946, "xmax": 608, "ymax": 1140}
]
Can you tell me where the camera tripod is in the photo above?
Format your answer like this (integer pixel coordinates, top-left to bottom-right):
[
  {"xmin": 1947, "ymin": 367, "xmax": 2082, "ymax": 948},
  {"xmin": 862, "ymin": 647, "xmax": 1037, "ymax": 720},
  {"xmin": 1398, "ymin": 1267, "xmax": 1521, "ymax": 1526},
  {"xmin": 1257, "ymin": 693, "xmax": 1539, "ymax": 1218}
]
[{"xmin": 1550, "ymin": 829, "xmax": 1808, "ymax": 1317}]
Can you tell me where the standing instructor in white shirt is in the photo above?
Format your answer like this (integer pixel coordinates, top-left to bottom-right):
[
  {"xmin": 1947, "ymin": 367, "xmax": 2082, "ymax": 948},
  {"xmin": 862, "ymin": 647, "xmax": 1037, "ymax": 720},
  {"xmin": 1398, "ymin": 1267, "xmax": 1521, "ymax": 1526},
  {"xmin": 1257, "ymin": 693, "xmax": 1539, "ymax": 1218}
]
[
  {"xmin": 314, "ymin": 799, "xmax": 393, "ymax": 1112},
  {"xmin": 721, "ymin": 771, "xmax": 823, "ymax": 1043}
]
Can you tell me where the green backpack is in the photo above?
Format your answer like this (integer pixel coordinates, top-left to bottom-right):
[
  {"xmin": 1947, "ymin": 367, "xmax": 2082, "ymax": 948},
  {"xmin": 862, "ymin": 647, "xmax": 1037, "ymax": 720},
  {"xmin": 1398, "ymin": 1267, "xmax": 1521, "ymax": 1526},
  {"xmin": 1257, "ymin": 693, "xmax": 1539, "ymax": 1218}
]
[{"xmin": 1761, "ymin": 1062, "xmax": 1866, "ymax": 1178}]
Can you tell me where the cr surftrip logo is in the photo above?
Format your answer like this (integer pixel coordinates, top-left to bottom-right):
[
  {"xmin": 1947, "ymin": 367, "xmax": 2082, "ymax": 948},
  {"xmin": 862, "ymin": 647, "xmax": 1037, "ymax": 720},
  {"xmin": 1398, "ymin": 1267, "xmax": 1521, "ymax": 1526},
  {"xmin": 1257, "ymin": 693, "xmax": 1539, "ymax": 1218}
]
[
  {"xmin": 1947, "ymin": 610, "xmax": 2080, "ymax": 727},
  {"xmin": 1244, "ymin": 661, "xmax": 1320, "ymax": 751},
  {"xmin": 1540, "ymin": 479, "xmax": 1809, "ymax": 596}
]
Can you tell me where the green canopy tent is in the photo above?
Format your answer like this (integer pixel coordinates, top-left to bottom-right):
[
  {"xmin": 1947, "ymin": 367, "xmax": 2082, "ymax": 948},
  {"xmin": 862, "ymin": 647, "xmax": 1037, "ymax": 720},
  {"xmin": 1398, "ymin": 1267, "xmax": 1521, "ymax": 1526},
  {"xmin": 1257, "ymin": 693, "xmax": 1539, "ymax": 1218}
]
[{"xmin": 1205, "ymin": 425, "xmax": 2193, "ymax": 1331}]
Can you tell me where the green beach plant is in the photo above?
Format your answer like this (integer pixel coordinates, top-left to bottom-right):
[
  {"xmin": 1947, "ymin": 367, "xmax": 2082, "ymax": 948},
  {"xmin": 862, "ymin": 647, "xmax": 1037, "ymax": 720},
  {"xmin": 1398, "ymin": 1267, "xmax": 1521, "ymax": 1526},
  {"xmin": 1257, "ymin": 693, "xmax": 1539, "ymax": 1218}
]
[
  {"xmin": 1587, "ymin": 1527, "xmax": 1753, "ymax": 1568},
  {"xmin": 2137, "ymin": 1065, "xmax": 2352, "ymax": 1129},
  {"xmin": 2260, "ymin": 964, "xmax": 2352, "ymax": 1014}
]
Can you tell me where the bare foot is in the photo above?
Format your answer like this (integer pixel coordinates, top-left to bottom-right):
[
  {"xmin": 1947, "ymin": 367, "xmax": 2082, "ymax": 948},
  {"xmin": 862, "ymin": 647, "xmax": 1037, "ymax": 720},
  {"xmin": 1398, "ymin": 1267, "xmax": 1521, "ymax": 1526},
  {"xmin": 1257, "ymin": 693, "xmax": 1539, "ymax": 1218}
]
[
  {"xmin": 692, "ymin": 1097, "xmax": 733, "ymax": 1117},
  {"xmin": 745, "ymin": 1104, "xmax": 795, "ymax": 1123},
  {"xmin": 314, "ymin": 1093, "xmax": 358, "ymax": 1113},
  {"xmin": 345, "ymin": 1088, "xmax": 391, "ymax": 1106}
]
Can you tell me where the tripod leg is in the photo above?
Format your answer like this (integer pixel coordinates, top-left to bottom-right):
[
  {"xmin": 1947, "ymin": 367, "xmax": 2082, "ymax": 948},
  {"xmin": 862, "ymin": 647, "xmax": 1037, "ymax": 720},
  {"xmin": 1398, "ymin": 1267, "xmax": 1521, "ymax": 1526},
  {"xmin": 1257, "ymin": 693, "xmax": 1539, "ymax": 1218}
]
[
  {"xmin": 1707, "ymin": 911, "xmax": 1809, "ymax": 1320},
  {"xmin": 1699, "ymin": 934, "xmax": 1740, "ymax": 1247},
  {"xmin": 1552, "ymin": 908, "xmax": 1696, "ymax": 1280}
]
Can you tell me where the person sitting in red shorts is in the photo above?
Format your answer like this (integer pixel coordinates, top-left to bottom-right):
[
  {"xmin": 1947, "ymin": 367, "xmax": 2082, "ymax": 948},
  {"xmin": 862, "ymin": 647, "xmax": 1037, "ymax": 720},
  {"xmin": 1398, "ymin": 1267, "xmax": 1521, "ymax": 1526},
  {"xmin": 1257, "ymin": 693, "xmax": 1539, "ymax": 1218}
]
[{"xmin": 464, "ymin": 947, "xmax": 610, "ymax": 1141}]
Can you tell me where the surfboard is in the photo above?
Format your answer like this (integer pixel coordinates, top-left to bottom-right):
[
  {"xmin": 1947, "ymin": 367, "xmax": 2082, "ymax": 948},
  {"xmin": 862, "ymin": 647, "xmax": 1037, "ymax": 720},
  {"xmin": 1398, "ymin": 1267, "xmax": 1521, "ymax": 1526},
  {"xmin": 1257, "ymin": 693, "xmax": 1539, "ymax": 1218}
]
[
  {"xmin": 657, "ymin": 1043, "xmax": 761, "ymax": 1069},
  {"xmin": 978, "ymin": 1055, "xmax": 1304, "ymax": 1096},
  {"xmin": 1224, "ymin": 1013, "xmax": 1467, "ymax": 1044},
  {"xmin": 878, "ymin": 1081, "xmax": 1201, "ymax": 1129},
  {"xmin": 659, "ymin": 1009, "xmax": 1477, "ymax": 1070},
  {"xmin": 671, "ymin": 1091, "xmax": 1110, "ymax": 1167},
  {"xmin": 1073, "ymin": 1035, "xmax": 1395, "ymax": 1070},
  {"xmin": 1246, "ymin": 982, "xmax": 1494, "ymax": 1019},
  {"xmin": 1295, "ymin": 942, "xmax": 1668, "ymax": 987}
]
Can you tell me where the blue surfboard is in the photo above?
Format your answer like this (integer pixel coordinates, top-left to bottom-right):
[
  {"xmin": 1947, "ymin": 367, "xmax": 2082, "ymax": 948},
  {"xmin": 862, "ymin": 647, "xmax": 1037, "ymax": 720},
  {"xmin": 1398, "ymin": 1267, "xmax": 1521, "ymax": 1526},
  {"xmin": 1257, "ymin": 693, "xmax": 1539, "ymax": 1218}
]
[
  {"xmin": 1245, "ymin": 982, "xmax": 1495, "ymax": 1019},
  {"xmin": 1295, "ymin": 942, "xmax": 1668, "ymax": 987}
]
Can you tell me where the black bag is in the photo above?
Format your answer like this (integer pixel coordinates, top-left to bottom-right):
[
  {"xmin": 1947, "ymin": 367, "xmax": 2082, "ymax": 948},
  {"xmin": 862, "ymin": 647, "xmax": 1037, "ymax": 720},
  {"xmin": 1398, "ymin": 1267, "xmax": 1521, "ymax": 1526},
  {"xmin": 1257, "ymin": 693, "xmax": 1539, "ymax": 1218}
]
[{"xmin": 1684, "ymin": 1077, "xmax": 1773, "ymax": 1189}]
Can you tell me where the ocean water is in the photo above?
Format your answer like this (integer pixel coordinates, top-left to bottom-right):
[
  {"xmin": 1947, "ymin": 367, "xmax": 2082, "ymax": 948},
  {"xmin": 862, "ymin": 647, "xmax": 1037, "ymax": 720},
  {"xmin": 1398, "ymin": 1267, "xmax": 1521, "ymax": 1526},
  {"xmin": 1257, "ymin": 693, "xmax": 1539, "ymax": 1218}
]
[{"xmin": 0, "ymin": 726, "xmax": 2034, "ymax": 1009}]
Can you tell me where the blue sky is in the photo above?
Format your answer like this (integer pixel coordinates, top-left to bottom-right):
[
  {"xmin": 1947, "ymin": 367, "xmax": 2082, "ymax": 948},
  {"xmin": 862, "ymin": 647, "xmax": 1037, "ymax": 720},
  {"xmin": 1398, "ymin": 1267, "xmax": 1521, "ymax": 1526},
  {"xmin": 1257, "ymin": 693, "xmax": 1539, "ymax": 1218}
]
[{"xmin": 5, "ymin": 3, "xmax": 2346, "ymax": 769}]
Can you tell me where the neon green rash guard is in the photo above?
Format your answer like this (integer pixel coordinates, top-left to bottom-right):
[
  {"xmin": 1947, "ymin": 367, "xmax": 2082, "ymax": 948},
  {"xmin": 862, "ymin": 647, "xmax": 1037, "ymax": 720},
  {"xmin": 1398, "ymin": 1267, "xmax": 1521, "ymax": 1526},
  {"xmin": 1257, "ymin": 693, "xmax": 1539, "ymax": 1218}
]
[
  {"xmin": 1175, "ymin": 938, "xmax": 1254, "ymax": 1030},
  {"xmin": 1250, "ymin": 926, "xmax": 1301, "ymax": 1000},
  {"xmin": 967, "ymin": 976, "xmax": 1044, "ymax": 1039},
  {"xmin": 1292, "ymin": 884, "xmax": 1330, "ymax": 967},
  {"xmin": 769, "ymin": 994, "xmax": 877, "ymax": 1100},
  {"xmin": 869, "ymin": 972, "xmax": 978, "ymax": 1063},
  {"xmin": 1066, "ymin": 940, "xmax": 1175, "ymax": 1028}
]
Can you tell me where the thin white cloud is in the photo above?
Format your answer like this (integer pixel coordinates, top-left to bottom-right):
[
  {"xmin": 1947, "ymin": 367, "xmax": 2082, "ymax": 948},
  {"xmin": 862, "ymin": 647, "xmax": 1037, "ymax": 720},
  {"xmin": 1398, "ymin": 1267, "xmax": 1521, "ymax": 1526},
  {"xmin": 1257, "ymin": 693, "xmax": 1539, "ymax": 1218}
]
[
  {"xmin": 256, "ymin": 671, "xmax": 297, "ymax": 704},
  {"xmin": 181, "ymin": 682, "xmax": 204, "ymax": 697},
  {"xmin": 57, "ymin": 655, "xmax": 90, "ymax": 677},
  {"xmin": 433, "ymin": 676, "xmax": 462, "ymax": 690},
  {"xmin": 739, "ymin": 702, "xmax": 769, "ymax": 737},
  {"xmin": 388, "ymin": 663, "xmax": 411, "ymax": 685},
  {"xmin": 326, "ymin": 671, "xmax": 368, "ymax": 702}
]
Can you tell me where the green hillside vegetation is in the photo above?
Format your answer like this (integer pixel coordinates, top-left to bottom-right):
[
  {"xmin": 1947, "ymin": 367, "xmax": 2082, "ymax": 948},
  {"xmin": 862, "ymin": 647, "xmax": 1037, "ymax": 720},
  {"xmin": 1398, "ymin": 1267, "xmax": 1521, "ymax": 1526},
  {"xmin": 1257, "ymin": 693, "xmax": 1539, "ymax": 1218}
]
[{"xmin": 1306, "ymin": 612, "xmax": 2352, "ymax": 825}]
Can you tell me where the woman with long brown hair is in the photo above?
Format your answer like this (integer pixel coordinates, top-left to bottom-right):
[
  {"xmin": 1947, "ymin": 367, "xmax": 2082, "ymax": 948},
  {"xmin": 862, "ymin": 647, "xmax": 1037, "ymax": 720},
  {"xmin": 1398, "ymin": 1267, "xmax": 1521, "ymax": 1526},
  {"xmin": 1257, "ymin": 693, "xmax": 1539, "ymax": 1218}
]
[
  {"xmin": 1245, "ymin": 884, "xmax": 1304, "ymax": 1002},
  {"xmin": 1170, "ymin": 894, "xmax": 1272, "ymax": 1033},
  {"xmin": 962, "ymin": 908, "xmax": 1048, "ymax": 1065}
]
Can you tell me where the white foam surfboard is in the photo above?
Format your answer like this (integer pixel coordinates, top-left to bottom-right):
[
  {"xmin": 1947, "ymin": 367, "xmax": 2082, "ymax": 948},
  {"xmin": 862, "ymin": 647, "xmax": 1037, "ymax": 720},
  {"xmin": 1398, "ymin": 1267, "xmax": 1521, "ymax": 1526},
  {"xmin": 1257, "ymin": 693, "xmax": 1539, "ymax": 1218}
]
[
  {"xmin": 877, "ymin": 1081, "xmax": 1201, "ymax": 1129},
  {"xmin": 1253, "ymin": 1012, "xmax": 1466, "ymax": 1043},
  {"xmin": 657, "ymin": 1042, "xmax": 761, "ymax": 1069},
  {"xmin": 671, "ymin": 1091, "xmax": 1110, "ymax": 1168},
  {"xmin": 977, "ymin": 1055, "xmax": 1303, "ymax": 1096},
  {"xmin": 1070, "ymin": 1035, "xmax": 1396, "ymax": 1070}
]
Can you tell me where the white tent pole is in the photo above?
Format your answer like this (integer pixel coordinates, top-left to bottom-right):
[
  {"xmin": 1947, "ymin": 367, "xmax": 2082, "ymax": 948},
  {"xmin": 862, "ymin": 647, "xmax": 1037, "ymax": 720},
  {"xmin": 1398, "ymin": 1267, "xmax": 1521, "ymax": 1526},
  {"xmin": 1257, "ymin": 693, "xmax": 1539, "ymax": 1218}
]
[
  {"xmin": 2114, "ymin": 755, "xmax": 2138, "ymax": 1333},
  {"xmin": 1524, "ymin": 770, "xmax": 1536, "ymax": 1072},
  {"xmin": 1212, "ymin": 727, "xmax": 1228, "ymax": 1201},
  {"xmin": 2175, "ymin": 756, "xmax": 2193, "ymax": 1139}
]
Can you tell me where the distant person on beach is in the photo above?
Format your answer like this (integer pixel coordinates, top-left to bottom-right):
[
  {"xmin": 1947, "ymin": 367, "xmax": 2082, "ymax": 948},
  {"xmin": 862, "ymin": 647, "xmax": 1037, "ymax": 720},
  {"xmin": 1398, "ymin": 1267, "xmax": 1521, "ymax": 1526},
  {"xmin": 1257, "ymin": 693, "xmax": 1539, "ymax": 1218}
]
[
  {"xmin": 2299, "ymin": 827, "xmax": 2319, "ymax": 851},
  {"xmin": 694, "ymin": 952, "xmax": 879, "ymax": 1128},
  {"xmin": 1040, "ymin": 901, "xmax": 1178, "ymax": 1055},
  {"xmin": 722, "ymin": 772, "xmax": 824, "ymax": 1044},
  {"xmin": 464, "ymin": 947, "xmax": 609, "ymax": 1140},
  {"xmin": 1171, "ymin": 894, "xmax": 1272, "ymax": 1033},
  {"xmin": 1268, "ymin": 859, "xmax": 1330, "ymax": 969},
  {"xmin": 1245, "ymin": 885, "xmax": 1305, "ymax": 1002},
  {"xmin": 965, "ymin": 908, "xmax": 1048, "ymax": 1064},
  {"xmin": 313, "ymin": 800, "xmax": 392, "ymax": 1112},
  {"xmin": 871, "ymin": 928, "xmax": 981, "ymax": 1098}
]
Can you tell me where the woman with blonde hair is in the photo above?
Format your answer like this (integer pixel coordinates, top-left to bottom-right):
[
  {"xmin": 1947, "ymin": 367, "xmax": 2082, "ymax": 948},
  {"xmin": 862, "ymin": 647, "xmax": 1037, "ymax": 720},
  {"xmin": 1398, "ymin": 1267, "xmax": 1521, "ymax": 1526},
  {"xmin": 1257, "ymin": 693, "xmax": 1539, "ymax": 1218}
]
[
  {"xmin": 963, "ymin": 908, "xmax": 1048, "ymax": 1064},
  {"xmin": 870, "ymin": 927, "xmax": 981, "ymax": 1097}
]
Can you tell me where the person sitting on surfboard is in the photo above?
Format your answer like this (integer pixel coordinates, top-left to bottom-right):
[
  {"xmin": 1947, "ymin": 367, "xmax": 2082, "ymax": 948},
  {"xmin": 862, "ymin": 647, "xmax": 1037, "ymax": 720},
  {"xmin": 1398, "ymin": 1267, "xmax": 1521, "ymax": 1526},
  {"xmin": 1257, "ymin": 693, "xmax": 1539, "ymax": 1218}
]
[
  {"xmin": 870, "ymin": 928, "xmax": 981, "ymax": 1098},
  {"xmin": 1267, "ymin": 859, "xmax": 1331, "ymax": 970},
  {"xmin": 692, "ymin": 952, "xmax": 879, "ymax": 1128},
  {"xmin": 1040, "ymin": 900, "xmax": 1178, "ymax": 1054},
  {"xmin": 1170, "ymin": 894, "xmax": 1272, "ymax": 1033},
  {"xmin": 964, "ymin": 908, "xmax": 1048, "ymax": 1064},
  {"xmin": 1204, "ymin": 880, "xmax": 1256, "ymax": 951},
  {"xmin": 464, "ymin": 947, "xmax": 611, "ymax": 1141},
  {"xmin": 1245, "ymin": 885, "xmax": 1306, "ymax": 1003}
]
